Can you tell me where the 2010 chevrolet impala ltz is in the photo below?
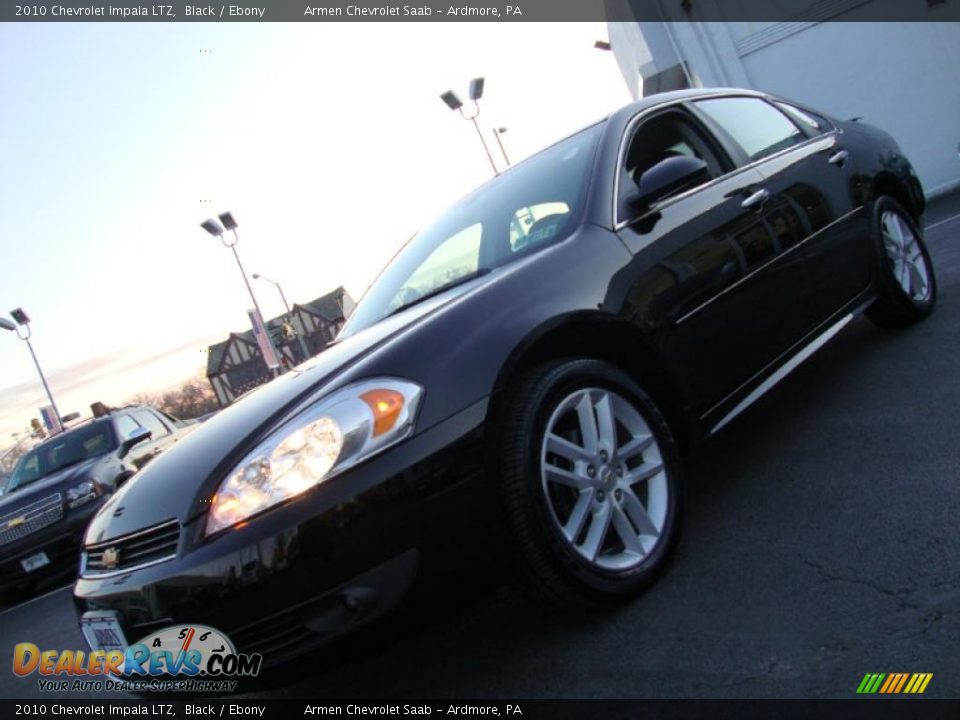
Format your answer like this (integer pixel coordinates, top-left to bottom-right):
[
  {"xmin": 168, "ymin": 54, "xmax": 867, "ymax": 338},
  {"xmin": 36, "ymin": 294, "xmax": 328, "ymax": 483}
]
[{"xmin": 74, "ymin": 88, "xmax": 936, "ymax": 666}]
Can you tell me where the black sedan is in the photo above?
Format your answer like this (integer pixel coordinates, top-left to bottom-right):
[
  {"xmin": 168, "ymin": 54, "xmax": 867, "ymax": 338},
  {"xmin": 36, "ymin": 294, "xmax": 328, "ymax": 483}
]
[
  {"xmin": 1, "ymin": 405, "xmax": 190, "ymax": 594},
  {"xmin": 74, "ymin": 88, "xmax": 936, "ymax": 665}
]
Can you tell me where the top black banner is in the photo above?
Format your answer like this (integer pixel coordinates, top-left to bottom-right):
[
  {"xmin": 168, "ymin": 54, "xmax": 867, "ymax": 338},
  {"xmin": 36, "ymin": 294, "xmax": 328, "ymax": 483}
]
[{"xmin": 2, "ymin": 0, "xmax": 960, "ymax": 22}]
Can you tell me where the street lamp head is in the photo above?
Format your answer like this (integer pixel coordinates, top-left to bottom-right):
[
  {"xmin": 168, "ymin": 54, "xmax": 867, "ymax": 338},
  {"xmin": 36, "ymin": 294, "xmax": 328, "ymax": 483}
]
[
  {"xmin": 594, "ymin": 40, "xmax": 612, "ymax": 51},
  {"xmin": 496, "ymin": 127, "xmax": 508, "ymax": 134},
  {"xmin": 218, "ymin": 212, "xmax": 238, "ymax": 231},
  {"xmin": 10, "ymin": 308, "xmax": 30, "ymax": 326},
  {"xmin": 0, "ymin": 318, "xmax": 15, "ymax": 332},
  {"xmin": 468, "ymin": 77, "xmax": 485, "ymax": 101},
  {"xmin": 252, "ymin": 273, "xmax": 261, "ymax": 280},
  {"xmin": 440, "ymin": 90, "xmax": 463, "ymax": 111},
  {"xmin": 201, "ymin": 219, "xmax": 224, "ymax": 237}
]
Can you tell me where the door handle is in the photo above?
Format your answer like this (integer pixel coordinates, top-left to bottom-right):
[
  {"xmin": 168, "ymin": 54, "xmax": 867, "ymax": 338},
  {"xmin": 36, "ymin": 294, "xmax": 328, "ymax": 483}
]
[
  {"xmin": 741, "ymin": 188, "xmax": 770, "ymax": 210},
  {"xmin": 828, "ymin": 149, "xmax": 849, "ymax": 167}
]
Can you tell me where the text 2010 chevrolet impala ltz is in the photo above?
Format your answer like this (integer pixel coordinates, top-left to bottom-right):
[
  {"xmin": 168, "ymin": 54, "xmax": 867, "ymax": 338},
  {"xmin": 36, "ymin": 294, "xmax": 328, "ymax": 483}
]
[{"xmin": 75, "ymin": 89, "xmax": 936, "ymax": 665}]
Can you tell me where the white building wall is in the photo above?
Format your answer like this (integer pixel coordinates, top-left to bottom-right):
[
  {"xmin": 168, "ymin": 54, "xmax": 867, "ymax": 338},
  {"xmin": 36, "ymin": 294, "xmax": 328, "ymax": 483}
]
[{"xmin": 609, "ymin": 2, "xmax": 960, "ymax": 198}]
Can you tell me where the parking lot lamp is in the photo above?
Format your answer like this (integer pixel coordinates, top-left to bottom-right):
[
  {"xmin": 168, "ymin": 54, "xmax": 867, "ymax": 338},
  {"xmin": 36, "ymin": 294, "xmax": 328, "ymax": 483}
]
[
  {"xmin": 493, "ymin": 126, "xmax": 511, "ymax": 167},
  {"xmin": 440, "ymin": 77, "xmax": 499, "ymax": 175},
  {"xmin": 200, "ymin": 213, "xmax": 280, "ymax": 375},
  {"xmin": 2, "ymin": 310, "xmax": 62, "ymax": 431}
]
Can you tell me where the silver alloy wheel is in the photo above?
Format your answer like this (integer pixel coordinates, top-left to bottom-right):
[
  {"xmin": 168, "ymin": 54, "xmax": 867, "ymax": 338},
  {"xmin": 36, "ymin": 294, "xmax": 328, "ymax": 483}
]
[
  {"xmin": 881, "ymin": 209, "xmax": 930, "ymax": 302},
  {"xmin": 540, "ymin": 387, "xmax": 668, "ymax": 571}
]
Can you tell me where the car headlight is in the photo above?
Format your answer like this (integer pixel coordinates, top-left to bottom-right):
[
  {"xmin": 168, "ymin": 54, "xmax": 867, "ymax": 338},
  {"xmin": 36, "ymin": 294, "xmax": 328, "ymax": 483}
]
[
  {"xmin": 205, "ymin": 378, "xmax": 423, "ymax": 536},
  {"xmin": 67, "ymin": 480, "xmax": 97, "ymax": 507}
]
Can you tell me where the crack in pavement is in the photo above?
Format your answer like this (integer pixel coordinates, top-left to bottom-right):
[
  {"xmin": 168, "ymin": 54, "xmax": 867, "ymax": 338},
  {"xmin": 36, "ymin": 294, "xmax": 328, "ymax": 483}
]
[{"xmin": 803, "ymin": 559, "xmax": 921, "ymax": 610}]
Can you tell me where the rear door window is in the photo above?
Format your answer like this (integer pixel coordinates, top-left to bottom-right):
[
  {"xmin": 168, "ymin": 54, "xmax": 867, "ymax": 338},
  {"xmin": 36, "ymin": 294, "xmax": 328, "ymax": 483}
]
[{"xmin": 694, "ymin": 97, "xmax": 806, "ymax": 162}]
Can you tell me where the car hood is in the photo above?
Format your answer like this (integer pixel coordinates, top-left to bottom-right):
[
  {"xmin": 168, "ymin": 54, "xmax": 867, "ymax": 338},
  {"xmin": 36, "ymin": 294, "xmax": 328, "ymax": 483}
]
[
  {"xmin": 0, "ymin": 456, "xmax": 103, "ymax": 514},
  {"xmin": 83, "ymin": 292, "xmax": 465, "ymax": 544}
]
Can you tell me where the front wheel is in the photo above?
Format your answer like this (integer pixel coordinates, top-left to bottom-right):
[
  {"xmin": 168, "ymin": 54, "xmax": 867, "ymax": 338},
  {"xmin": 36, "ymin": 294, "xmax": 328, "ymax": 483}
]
[
  {"xmin": 865, "ymin": 197, "xmax": 937, "ymax": 328},
  {"xmin": 498, "ymin": 359, "xmax": 682, "ymax": 605}
]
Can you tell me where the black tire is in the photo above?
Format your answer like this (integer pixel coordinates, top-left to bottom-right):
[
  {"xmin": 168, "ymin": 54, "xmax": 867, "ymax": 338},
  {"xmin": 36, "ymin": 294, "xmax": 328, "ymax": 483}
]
[
  {"xmin": 498, "ymin": 359, "xmax": 682, "ymax": 605},
  {"xmin": 865, "ymin": 196, "xmax": 937, "ymax": 329}
]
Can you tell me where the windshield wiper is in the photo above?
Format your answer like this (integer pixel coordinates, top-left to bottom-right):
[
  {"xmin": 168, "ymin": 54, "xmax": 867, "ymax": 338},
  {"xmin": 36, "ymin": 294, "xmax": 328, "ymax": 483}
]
[{"xmin": 387, "ymin": 268, "xmax": 492, "ymax": 318}]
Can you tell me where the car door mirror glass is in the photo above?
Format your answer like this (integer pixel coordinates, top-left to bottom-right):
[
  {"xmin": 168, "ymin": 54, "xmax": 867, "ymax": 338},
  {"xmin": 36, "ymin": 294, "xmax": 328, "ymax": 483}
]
[
  {"xmin": 629, "ymin": 156, "xmax": 709, "ymax": 211},
  {"xmin": 119, "ymin": 426, "xmax": 152, "ymax": 456}
]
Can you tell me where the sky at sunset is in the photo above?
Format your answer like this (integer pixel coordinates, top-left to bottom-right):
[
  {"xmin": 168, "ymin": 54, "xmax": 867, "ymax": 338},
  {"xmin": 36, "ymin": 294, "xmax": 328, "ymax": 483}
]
[{"xmin": 0, "ymin": 19, "xmax": 633, "ymax": 443}]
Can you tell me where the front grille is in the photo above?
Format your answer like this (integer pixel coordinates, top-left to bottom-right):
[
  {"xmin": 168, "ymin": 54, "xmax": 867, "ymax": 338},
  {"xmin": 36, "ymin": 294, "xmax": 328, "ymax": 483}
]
[
  {"xmin": 0, "ymin": 494, "xmax": 63, "ymax": 547},
  {"xmin": 83, "ymin": 519, "xmax": 179, "ymax": 575}
]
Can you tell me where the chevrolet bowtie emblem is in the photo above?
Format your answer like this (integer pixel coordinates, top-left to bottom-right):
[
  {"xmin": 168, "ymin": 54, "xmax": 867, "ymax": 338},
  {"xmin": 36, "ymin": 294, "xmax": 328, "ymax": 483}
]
[
  {"xmin": 6, "ymin": 516, "xmax": 26, "ymax": 529},
  {"xmin": 101, "ymin": 547, "xmax": 120, "ymax": 569}
]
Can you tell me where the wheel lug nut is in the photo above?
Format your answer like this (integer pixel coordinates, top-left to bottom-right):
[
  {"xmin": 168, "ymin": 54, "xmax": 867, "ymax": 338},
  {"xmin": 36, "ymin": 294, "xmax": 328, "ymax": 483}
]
[
  {"xmin": 615, "ymin": 489, "xmax": 622, "ymax": 501},
  {"xmin": 599, "ymin": 450, "xmax": 608, "ymax": 462},
  {"xmin": 586, "ymin": 465, "xmax": 596, "ymax": 478},
  {"xmin": 596, "ymin": 490, "xmax": 605, "ymax": 501},
  {"xmin": 616, "ymin": 467, "xmax": 624, "ymax": 478}
]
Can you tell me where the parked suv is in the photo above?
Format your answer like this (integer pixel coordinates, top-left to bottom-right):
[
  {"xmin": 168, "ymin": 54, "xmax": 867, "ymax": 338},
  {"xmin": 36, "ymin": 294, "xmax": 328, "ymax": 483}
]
[{"xmin": 1, "ymin": 405, "xmax": 191, "ymax": 594}]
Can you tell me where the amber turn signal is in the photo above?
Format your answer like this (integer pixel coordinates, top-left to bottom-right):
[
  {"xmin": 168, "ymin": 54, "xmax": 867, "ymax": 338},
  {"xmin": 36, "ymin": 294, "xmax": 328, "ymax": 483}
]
[{"xmin": 360, "ymin": 389, "xmax": 405, "ymax": 437}]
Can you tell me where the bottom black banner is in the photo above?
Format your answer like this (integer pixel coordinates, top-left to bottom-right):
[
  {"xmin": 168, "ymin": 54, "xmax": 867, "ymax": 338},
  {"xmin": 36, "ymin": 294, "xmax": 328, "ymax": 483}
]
[{"xmin": 2, "ymin": 700, "xmax": 959, "ymax": 720}]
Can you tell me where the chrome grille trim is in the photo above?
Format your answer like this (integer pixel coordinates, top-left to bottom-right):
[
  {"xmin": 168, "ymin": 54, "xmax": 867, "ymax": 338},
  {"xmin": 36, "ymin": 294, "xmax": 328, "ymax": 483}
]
[
  {"xmin": 0, "ymin": 493, "xmax": 63, "ymax": 547},
  {"xmin": 81, "ymin": 518, "xmax": 180, "ymax": 577}
]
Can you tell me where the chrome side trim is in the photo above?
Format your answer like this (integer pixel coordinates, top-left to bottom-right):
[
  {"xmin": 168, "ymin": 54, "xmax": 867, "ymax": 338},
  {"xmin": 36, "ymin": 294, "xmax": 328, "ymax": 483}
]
[
  {"xmin": 709, "ymin": 313, "xmax": 854, "ymax": 435},
  {"xmin": 80, "ymin": 552, "xmax": 177, "ymax": 579},
  {"xmin": 676, "ymin": 205, "xmax": 864, "ymax": 326}
]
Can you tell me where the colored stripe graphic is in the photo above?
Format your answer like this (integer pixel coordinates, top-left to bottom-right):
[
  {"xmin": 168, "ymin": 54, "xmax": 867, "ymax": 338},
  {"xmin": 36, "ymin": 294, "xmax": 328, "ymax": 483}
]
[{"xmin": 857, "ymin": 672, "xmax": 933, "ymax": 694}]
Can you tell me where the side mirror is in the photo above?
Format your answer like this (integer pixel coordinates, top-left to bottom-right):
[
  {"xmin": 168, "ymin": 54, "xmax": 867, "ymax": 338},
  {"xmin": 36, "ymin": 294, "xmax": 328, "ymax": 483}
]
[
  {"xmin": 629, "ymin": 156, "xmax": 710, "ymax": 210},
  {"xmin": 119, "ymin": 426, "xmax": 152, "ymax": 456}
]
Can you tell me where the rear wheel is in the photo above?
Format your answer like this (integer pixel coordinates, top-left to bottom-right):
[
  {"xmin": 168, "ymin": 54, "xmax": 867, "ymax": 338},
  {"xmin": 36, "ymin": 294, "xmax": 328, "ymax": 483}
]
[
  {"xmin": 865, "ymin": 197, "xmax": 936, "ymax": 328},
  {"xmin": 498, "ymin": 359, "xmax": 682, "ymax": 604}
]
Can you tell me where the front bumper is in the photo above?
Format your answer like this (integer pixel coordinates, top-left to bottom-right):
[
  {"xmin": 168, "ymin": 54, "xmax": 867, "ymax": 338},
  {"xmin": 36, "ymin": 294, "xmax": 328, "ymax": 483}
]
[
  {"xmin": 74, "ymin": 398, "xmax": 491, "ymax": 667},
  {"xmin": 0, "ymin": 495, "xmax": 107, "ymax": 593}
]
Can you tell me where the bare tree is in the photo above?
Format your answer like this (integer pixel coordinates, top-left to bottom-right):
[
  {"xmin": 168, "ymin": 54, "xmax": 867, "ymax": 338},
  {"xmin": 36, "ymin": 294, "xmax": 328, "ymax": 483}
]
[
  {"xmin": 0, "ymin": 440, "xmax": 31, "ymax": 476},
  {"xmin": 126, "ymin": 375, "xmax": 219, "ymax": 421}
]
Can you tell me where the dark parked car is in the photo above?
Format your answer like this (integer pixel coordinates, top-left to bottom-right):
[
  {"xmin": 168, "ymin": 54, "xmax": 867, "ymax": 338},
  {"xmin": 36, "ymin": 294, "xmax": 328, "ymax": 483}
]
[
  {"xmin": 1, "ymin": 405, "xmax": 190, "ymax": 593},
  {"xmin": 74, "ymin": 89, "xmax": 936, "ymax": 664}
]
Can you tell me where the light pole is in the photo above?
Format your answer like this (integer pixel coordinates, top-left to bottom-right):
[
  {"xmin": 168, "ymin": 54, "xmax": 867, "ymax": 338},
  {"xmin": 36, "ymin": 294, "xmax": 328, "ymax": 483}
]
[
  {"xmin": 440, "ymin": 77, "xmax": 499, "ymax": 175},
  {"xmin": 200, "ymin": 212, "xmax": 281, "ymax": 375},
  {"xmin": 493, "ymin": 126, "xmax": 511, "ymax": 167},
  {"xmin": 253, "ymin": 273, "xmax": 310, "ymax": 361},
  {"xmin": 1, "ymin": 309, "xmax": 62, "ymax": 432}
]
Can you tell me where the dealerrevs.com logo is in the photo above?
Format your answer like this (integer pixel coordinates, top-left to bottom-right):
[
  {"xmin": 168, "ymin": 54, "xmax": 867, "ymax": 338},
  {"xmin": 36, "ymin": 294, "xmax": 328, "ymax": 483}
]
[{"xmin": 13, "ymin": 624, "xmax": 262, "ymax": 693}]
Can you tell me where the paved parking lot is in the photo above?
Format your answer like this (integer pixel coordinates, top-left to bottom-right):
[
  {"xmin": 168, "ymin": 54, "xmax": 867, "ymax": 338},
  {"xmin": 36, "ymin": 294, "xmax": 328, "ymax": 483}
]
[{"xmin": 1, "ymin": 204, "xmax": 957, "ymax": 700}]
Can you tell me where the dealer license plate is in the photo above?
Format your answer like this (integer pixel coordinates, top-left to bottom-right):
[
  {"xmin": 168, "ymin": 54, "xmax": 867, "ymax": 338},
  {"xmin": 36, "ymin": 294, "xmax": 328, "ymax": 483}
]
[
  {"xmin": 80, "ymin": 611, "xmax": 129, "ymax": 653},
  {"xmin": 20, "ymin": 551, "xmax": 50, "ymax": 573}
]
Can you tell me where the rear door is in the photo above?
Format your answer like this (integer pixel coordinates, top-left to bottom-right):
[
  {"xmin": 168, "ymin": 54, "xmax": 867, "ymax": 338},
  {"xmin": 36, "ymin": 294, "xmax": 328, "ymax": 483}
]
[
  {"xmin": 615, "ymin": 104, "xmax": 818, "ymax": 416},
  {"xmin": 692, "ymin": 96, "xmax": 871, "ymax": 324}
]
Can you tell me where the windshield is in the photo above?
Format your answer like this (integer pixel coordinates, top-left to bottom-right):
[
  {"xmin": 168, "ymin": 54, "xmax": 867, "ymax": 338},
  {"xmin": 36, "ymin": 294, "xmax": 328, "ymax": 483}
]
[
  {"xmin": 8, "ymin": 422, "xmax": 117, "ymax": 493},
  {"xmin": 341, "ymin": 123, "xmax": 603, "ymax": 336}
]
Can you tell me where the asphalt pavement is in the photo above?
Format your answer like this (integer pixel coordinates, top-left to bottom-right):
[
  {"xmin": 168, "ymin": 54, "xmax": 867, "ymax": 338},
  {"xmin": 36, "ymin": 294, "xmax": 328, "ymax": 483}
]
[{"xmin": 1, "ymin": 205, "xmax": 958, "ymax": 700}]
